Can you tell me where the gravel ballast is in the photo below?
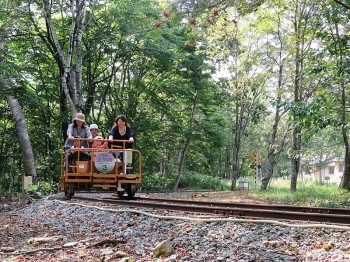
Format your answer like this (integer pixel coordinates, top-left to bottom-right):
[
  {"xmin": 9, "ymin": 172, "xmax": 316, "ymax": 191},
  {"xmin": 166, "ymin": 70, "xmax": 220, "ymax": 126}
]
[{"xmin": 1, "ymin": 193, "xmax": 350, "ymax": 261}]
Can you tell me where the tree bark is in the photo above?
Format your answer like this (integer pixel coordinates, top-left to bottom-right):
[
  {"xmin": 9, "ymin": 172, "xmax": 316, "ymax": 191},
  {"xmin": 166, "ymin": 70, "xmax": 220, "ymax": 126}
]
[
  {"xmin": 6, "ymin": 95, "xmax": 37, "ymax": 181},
  {"xmin": 0, "ymin": 16, "xmax": 37, "ymax": 184},
  {"xmin": 173, "ymin": 90, "xmax": 200, "ymax": 191},
  {"xmin": 335, "ymin": 25, "xmax": 350, "ymax": 190},
  {"xmin": 340, "ymin": 140, "xmax": 350, "ymax": 189},
  {"xmin": 231, "ymin": 103, "xmax": 242, "ymax": 191},
  {"xmin": 260, "ymin": 9, "xmax": 290, "ymax": 190},
  {"xmin": 290, "ymin": 0, "xmax": 302, "ymax": 192},
  {"xmin": 41, "ymin": 0, "xmax": 87, "ymax": 115}
]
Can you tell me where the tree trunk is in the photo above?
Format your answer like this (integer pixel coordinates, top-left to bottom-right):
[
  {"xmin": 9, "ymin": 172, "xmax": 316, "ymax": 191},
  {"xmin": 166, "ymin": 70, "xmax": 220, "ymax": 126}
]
[
  {"xmin": 231, "ymin": 103, "xmax": 243, "ymax": 191},
  {"xmin": 173, "ymin": 90, "xmax": 200, "ymax": 191},
  {"xmin": 262, "ymin": 115, "xmax": 288, "ymax": 190},
  {"xmin": 332, "ymin": 11, "xmax": 350, "ymax": 190},
  {"xmin": 0, "ymin": 27, "xmax": 37, "ymax": 185},
  {"xmin": 260, "ymin": 13, "xmax": 289, "ymax": 189},
  {"xmin": 290, "ymin": 126, "xmax": 301, "ymax": 192},
  {"xmin": 290, "ymin": 1, "xmax": 302, "ymax": 192},
  {"xmin": 230, "ymin": 136, "xmax": 240, "ymax": 191},
  {"xmin": 41, "ymin": 0, "xmax": 87, "ymax": 115},
  {"xmin": 340, "ymin": 142, "xmax": 350, "ymax": 189},
  {"xmin": 261, "ymin": 63, "xmax": 282, "ymax": 190},
  {"xmin": 338, "ymin": 50, "xmax": 350, "ymax": 189},
  {"xmin": 174, "ymin": 139, "xmax": 190, "ymax": 191},
  {"xmin": 6, "ymin": 95, "xmax": 37, "ymax": 181},
  {"xmin": 261, "ymin": 154, "xmax": 276, "ymax": 190}
]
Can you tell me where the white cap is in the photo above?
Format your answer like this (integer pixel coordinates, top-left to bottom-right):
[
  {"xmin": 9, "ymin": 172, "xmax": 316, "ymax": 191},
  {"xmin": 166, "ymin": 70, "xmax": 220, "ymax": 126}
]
[{"xmin": 90, "ymin": 124, "xmax": 99, "ymax": 130}]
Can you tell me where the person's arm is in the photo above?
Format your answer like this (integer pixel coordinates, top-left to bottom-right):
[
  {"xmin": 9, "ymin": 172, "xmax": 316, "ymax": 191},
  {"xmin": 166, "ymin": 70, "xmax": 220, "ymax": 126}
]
[
  {"xmin": 127, "ymin": 127, "xmax": 134, "ymax": 143},
  {"xmin": 67, "ymin": 124, "xmax": 74, "ymax": 141},
  {"xmin": 107, "ymin": 128, "xmax": 115, "ymax": 149},
  {"xmin": 108, "ymin": 127, "xmax": 114, "ymax": 141},
  {"xmin": 86, "ymin": 127, "xmax": 93, "ymax": 140}
]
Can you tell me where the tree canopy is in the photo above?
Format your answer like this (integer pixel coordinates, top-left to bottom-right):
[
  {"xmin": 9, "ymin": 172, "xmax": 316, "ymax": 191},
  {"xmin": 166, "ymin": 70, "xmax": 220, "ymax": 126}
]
[{"xmin": 1, "ymin": 0, "xmax": 349, "ymax": 193}]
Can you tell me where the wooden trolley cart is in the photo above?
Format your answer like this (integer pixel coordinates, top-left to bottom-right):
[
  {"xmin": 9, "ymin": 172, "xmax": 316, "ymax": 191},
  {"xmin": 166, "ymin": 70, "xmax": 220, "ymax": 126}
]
[{"xmin": 60, "ymin": 139, "xmax": 142, "ymax": 199}]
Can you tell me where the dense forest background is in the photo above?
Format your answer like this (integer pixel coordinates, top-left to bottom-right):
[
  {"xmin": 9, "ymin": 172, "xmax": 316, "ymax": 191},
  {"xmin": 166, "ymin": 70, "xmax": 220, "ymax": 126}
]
[{"xmin": 1, "ymin": 0, "xmax": 350, "ymax": 194}]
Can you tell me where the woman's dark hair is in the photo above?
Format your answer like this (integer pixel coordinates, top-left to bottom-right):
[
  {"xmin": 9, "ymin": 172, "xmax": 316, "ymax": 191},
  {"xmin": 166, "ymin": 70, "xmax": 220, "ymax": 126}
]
[
  {"xmin": 113, "ymin": 114, "xmax": 130, "ymax": 127},
  {"xmin": 73, "ymin": 120, "xmax": 87, "ymax": 128}
]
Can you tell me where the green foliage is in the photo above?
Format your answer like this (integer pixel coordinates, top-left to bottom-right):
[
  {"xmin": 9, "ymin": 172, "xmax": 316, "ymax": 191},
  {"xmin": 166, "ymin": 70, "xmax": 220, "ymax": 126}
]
[
  {"xmin": 141, "ymin": 172, "xmax": 230, "ymax": 191},
  {"xmin": 288, "ymin": 96, "xmax": 342, "ymax": 136},
  {"xmin": 252, "ymin": 179, "xmax": 350, "ymax": 208},
  {"xmin": 38, "ymin": 181, "xmax": 60, "ymax": 195},
  {"xmin": 178, "ymin": 172, "xmax": 228, "ymax": 190},
  {"xmin": 141, "ymin": 173, "xmax": 176, "ymax": 191},
  {"xmin": 1, "ymin": 0, "xmax": 350, "ymax": 196},
  {"xmin": 25, "ymin": 181, "xmax": 59, "ymax": 197},
  {"xmin": 26, "ymin": 185, "xmax": 42, "ymax": 197}
]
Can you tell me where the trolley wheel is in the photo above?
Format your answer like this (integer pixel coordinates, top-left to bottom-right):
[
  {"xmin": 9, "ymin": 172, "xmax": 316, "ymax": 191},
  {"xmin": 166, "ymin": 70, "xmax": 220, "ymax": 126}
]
[
  {"xmin": 126, "ymin": 184, "xmax": 136, "ymax": 198},
  {"xmin": 117, "ymin": 190, "xmax": 125, "ymax": 198},
  {"xmin": 65, "ymin": 183, "xmax": 75, "ymax": 199}
]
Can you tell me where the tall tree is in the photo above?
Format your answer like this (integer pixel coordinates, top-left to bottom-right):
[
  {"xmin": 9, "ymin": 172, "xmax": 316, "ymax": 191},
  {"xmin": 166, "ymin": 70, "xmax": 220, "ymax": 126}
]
[
  {"xmin": 40, "ymin": 0, "xmax": 87, "ymax": 115},
  {"xmin": 317, "ymin": 1, "xmax": 350, "ymax": 190},
  {"xmin": 255, "ymin": 1, "xmax": 291, "ymax": 190},
  {"xmin": 288, "ymin": 0, "xmax": 320, "ymax": 192},
  {"xmin": 216, "ymin": 24, "xmax": 268, "ymax": 190},
  {"xmin": 173, "ymin": 51, "xmax": 214, "ymax": 190},
  {"xmin": 0, "ymin": 0, "xmax": 37, "ymax": 181}
]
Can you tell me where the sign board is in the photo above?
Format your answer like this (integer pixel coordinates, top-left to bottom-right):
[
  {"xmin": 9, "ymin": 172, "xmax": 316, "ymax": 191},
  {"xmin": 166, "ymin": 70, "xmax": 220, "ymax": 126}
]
[
  {"xmin": 94, "ymin": 152, "xmax": 115, "ymax": 173},
  {"xmin": 249, "ymin": 154, "xmax": 261, "ymax": 164},
  {"xmin": 324, "ymin": 176, "xmax": 330, "ymax": 181},
  {"xmin": 239, "ymin": 181, "xmax": 249, "ymax": 190},
  {"xmin": 23, "ymin": 176, "xmax": 33, "ymax": 190}
]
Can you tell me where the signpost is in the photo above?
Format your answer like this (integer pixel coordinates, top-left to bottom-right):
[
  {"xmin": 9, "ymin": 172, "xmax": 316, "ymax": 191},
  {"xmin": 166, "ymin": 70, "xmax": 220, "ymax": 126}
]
[
  {"xmin": 249, "ymin": 153, "xmax": 262, "ymax": 187},
  {"xmin": 249, "ymin": 154, "xmax": 261, "ymax": 164}
]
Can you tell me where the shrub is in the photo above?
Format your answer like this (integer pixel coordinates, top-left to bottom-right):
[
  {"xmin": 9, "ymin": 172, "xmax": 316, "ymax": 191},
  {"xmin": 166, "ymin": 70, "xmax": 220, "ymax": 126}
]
[
  {"xmin": 140, "ymin": 173, "xmax": 176, "ymax": 191},
  {"xmin": 140, "ymin": 171, "xmax": 229, "ymax": 191}
]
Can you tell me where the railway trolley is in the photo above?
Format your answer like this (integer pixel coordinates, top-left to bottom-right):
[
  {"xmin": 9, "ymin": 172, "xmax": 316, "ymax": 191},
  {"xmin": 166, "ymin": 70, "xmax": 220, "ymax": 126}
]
[{"xmin": 60, "ymin": 139, "xmax": 142, "ymax": 199}]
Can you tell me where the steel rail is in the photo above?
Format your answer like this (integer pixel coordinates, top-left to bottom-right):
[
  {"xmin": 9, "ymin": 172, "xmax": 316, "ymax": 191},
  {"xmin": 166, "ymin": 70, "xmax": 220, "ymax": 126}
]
[
  {"xmin": 72, "ymin": 196, "xmax": 350, "ymax": 225},
  {"xmin": 118, "ymin": 196, "xmax": 350, "ymax": 215}
]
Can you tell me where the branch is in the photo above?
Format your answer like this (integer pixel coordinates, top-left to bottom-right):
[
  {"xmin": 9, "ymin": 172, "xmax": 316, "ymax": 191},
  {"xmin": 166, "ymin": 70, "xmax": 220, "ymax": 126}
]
[
  {"xmin": 0, "ymin": 247, "xmax": 62, "ymax": 256},
  {"xmin": 86, "ymin": 238, "xmax": 127, "ymax": 248},
  {"xmin": 333, "ymin": 0, "xmax": 350, "ymax": 10},
  {"xmin": 0, "ymin": 237, "xmax": 99, "ymax": 256}
]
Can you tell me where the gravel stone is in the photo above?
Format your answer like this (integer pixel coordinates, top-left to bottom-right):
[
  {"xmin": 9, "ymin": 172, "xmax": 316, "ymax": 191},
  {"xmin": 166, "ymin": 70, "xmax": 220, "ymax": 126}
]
[{"xmin": 1, "ymin": 193, "xmax": 350, "ymax": 261}]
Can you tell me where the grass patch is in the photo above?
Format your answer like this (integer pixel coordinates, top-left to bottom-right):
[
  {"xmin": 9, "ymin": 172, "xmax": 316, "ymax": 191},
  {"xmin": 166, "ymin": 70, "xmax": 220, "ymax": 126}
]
[
  {"xmin": 141, "ymin": 173, "xmax": 350, "ymax": 208},
  {"xmin": 248, "ymin": 178, "xmax": 350, "ymax": 208}
]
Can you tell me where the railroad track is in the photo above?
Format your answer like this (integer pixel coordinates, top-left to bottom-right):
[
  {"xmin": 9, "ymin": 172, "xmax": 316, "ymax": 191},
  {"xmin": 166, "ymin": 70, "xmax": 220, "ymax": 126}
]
[
  {"xmin": 70, "ymin": 195, "xmax": 350, "ymax": 226},
  {"xmin": 128, "ymin": 196, "xmax": 350, "ymax": 215}
]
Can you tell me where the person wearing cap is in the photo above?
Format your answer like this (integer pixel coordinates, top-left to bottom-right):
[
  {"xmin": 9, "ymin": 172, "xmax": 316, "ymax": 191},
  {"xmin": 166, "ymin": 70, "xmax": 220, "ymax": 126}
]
[
  {"xmin": 89, "ymin": 123, "xmax": 100, "ymax": 138},
  {"xmin": 64, "ymin": 113, "xmax": 92, "ymax": 152},
  {"xmin": 89, "ymin": 123, "xmax": 108, "ymax": 148},
  {"xmin": 91, "ymin": 136, "xmax": 104, "ymax": 148}
]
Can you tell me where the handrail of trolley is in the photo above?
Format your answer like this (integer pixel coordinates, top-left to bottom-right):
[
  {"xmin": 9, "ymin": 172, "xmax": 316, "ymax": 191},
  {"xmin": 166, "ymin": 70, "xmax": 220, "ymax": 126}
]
[{"xmin": 60, "ymin": 139, "xmax": 142, "ymax": 175}]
